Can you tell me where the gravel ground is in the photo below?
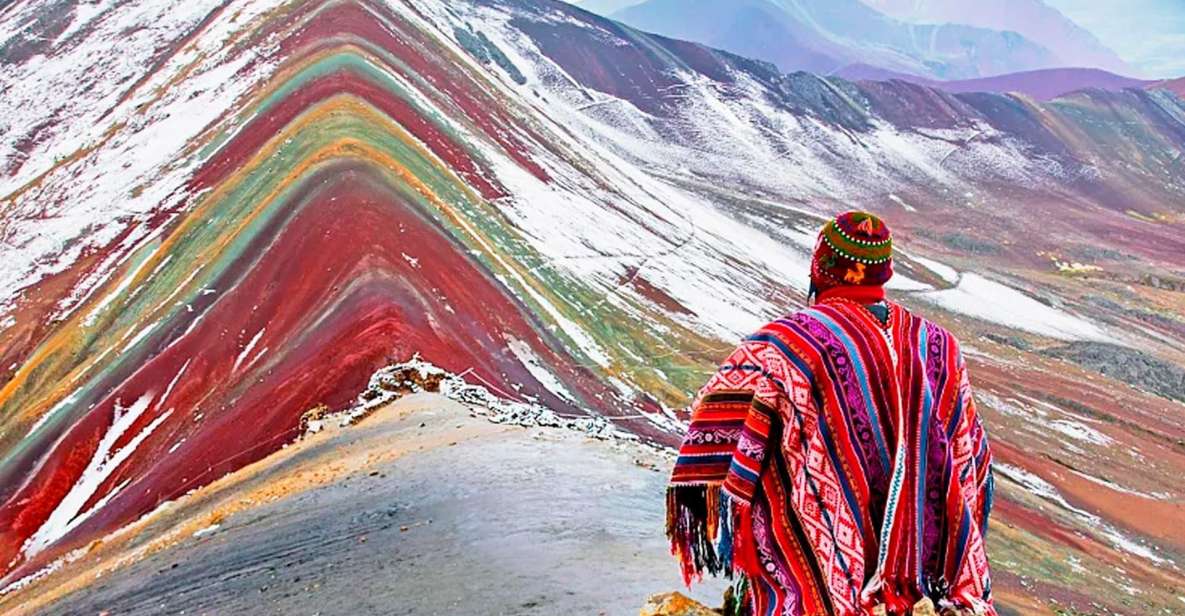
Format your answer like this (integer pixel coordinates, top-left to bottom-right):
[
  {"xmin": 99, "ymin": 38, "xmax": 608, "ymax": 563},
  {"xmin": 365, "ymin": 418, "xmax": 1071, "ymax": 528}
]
[{"xmin": 36, "ymin": 395, "xmax": 725, "ymax": 615}]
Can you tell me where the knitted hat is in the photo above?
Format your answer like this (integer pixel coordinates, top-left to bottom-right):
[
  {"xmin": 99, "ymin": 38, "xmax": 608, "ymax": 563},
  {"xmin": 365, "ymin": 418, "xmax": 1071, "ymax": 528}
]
[{"xmin": 810, "ymin": 211, "xmax": 894, "ymax": 293}]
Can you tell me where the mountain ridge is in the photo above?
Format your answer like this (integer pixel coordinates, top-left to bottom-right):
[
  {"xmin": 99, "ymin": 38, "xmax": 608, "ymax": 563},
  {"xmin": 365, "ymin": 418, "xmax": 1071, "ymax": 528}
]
[
  {"xmin": 861, "ymin": 0, "xmax": 1134, "ymax": 76},
  {"xmin": 610, "ymin": 0, "xmax": 1063, "ymax": 80},
  {"xmin": 837, "ymin": 65, "xmax": 1151, "ymax": 101},
  {"xmin": 1151, "ymin": 76, "xmax": 1185, "ymax": 98}
]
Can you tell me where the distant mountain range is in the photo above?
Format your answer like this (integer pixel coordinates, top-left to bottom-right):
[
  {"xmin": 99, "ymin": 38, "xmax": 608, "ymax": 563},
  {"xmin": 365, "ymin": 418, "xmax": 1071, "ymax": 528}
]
[
  {"xmin": 862, "ymin": 0, "xmax": 1134, "ymax": 76},
  {"xmin": 575, "ymin": 0, "xmax": 1182, "ymax": 100},
  {"xmin": 608, "ymin": 0, "xmax": 1062, "ymax": 80},
  {"xmin": 837, "ymin": 65, "xmax": 1151, "ymax": 101}
]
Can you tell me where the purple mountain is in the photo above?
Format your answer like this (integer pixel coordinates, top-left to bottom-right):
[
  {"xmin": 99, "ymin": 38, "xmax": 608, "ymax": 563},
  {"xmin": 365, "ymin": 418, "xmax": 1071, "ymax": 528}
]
[
  {"xmin": 862, "ymin": 0, "xmax": 1135, "ymax": 76},
  {"xmin": 1149, "ymin": 77, "xmax": 1185, "ymax": 98},
  {"xmin": 575, "ymin": 0, "xmax": 645, "ymax": 13},
  {"xmin": 607, "ymin": 0, "xmax": 1062, "ymax": 80},
  {"xmin": 839, "ymin": 65, "xmax": 1151, "ymax": 101}
]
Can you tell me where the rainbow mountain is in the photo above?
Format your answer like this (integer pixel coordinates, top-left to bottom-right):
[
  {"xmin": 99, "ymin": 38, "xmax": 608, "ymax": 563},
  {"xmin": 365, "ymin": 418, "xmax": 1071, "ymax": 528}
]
[{"xmin": 1, "ymin": 0, "xmax": 1184, "ymax": 612}]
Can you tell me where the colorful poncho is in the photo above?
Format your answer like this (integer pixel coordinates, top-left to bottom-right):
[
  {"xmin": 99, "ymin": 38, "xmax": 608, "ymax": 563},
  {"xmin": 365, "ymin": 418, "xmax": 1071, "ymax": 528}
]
[{"xmin": 667, "ymin": 298, "xmax": 994, "ymax": 616}]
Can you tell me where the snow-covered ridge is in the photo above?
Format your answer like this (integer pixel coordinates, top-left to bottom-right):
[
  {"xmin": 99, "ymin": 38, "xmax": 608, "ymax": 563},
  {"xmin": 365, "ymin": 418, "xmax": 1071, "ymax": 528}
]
[
  {"xmin": 314, "ymin": 355, "xmax": 619, "ymax": 439},
  {"xmin": 4, "ymin": 0, "xmax": 1171, "ymax": 349},
  {"xmin": 1, "ymin": 0, "xmax": 278, "ymax": 312}
]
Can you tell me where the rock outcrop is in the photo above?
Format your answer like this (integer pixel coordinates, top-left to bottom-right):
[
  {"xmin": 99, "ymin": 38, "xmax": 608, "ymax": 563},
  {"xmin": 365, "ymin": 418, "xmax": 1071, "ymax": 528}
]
[
  {"xmin": 1043, "ymin": 341, "xmax": 1185, "ymax": 402},
  {"xmin": 640, "ymin": 592, "xmax": 720, "ymax": 616}
]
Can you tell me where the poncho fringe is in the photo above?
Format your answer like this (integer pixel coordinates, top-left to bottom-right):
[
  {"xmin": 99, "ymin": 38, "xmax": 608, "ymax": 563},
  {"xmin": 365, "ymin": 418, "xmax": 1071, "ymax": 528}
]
[{"xmin": 667, "ymin": 484, "xmax": 762, "ymax": 586}]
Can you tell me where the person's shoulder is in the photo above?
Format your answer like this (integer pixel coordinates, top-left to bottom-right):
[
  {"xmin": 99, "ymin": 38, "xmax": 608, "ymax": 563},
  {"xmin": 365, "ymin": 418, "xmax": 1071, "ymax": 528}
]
[
  {"xmin": 894, "ymin": 302, "xmax": 965, "ymax": 353},
  {"xmin": 738, "ymin": 311, "xmax": 824, "ymax": 363},
  {"xmin": 747, "ymin": 309, "xmax": 810, "ymax": 341},
  {"xmin": 747, "ymin": 304, "xmax": 863, "ymax": 342}
]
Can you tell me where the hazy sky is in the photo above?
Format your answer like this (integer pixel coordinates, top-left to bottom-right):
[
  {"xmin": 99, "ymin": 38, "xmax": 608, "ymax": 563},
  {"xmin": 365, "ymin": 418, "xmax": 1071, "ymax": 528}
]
[
  {"xmin": 572, "ymin": 0, "xmax": 1185, "ymax": 79},
  {"xmin": 1045, "ymin": 0, "xmax": 1185, "ymax": 78}
]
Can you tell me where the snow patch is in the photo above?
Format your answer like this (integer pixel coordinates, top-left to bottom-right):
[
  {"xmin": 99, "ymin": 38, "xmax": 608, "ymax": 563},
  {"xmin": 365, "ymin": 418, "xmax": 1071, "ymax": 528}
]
[
  {"xmin": 328, "ymin": 356, "xmax": 618, "ymax": 440},
  {"xmin": 1069, "ymin": 469, "xmax": 1168, "ymax": 501},
  {"xmin": 1049, "ymin": 419, "xmax": 1112, "ymax": 446},
  {"xmin": 22, "ymin": 395, "xmax": 171, "ymax": 558},
  {"xmin": 507, "ymin": 338, "xmax": 577, "ymax": 403},
  {"xmin": 82, "ymin": 247, "xmax": 158, "ymax": 327},
  {"xmin": 912, "ymin": 256, "xmax": 960, "ymax": 285},
  {"xmin": 887, "ymin": 193, "xmax": 916, "ymax": 212},
  {"xmin": 232, "ymin": 328, "xmax": 266, "ymax": 373},
  {"xmin": 914, "ymin": 273, "xmax": 1110, "ymax": 342},
  {"xmin": 192, "ymin": 524, "xmax": 220, "ymax": 538},
  {"xmin": 25, "ymin": 392, "xmax": 80, "ymax": 439}
]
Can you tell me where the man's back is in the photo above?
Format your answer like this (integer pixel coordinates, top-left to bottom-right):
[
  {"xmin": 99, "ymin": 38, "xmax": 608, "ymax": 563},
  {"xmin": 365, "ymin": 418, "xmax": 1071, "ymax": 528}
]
[{"xmin": 667, "ymin": 212, "xmax": 995, "ymax": 616}]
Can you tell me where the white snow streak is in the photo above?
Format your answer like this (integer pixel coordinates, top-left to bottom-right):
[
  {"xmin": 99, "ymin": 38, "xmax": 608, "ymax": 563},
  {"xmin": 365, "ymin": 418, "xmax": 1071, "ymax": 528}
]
[
  {"xmin": 508, "ymin": 337, "xmax": 577, "ymax": 403},
  {"xmin": 22, "ymin": 395, "xmax": 171, "ymax": 557},
  {"xmin": 232, "ymin": 328, "xmax": 266, "ymax": 373},
  {"xmin": 995, "ymin": 463, "xmax": 1167, "ymax": 565}
]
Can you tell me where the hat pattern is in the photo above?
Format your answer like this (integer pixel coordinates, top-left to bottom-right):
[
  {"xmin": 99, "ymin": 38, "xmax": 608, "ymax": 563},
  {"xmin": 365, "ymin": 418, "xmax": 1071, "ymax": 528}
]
[{"xmin": 811, "ymin": 211, "xmax": 893, "ymax": 291}]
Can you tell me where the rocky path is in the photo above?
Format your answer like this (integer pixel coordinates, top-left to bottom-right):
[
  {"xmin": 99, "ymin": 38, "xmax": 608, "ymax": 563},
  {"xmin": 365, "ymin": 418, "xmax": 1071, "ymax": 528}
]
[{"xmin": 23, "ymin": 394, "xmax": 725, "ymax": 615}]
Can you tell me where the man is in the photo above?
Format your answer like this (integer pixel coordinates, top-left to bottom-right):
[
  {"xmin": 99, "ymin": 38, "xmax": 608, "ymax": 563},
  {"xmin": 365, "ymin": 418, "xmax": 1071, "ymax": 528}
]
[{"xmin": 666, "ymin": 212, "xmax": 994, "ymax": 616}]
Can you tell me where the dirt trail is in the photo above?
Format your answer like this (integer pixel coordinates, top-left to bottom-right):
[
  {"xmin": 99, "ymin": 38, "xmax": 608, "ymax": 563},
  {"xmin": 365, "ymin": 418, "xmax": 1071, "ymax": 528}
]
[{"xmin": 13, "ymin": 394, "xmax": 725, "ymax": 615}]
